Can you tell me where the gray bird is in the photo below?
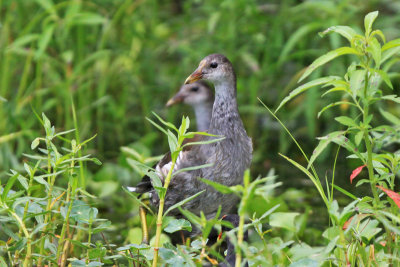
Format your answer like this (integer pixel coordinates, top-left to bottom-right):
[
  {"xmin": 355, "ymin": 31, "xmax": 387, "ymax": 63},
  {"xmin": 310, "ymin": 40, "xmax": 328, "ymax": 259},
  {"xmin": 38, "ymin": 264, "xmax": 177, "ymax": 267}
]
[
  {"xmin": 147, "ymin": 54, "xmax": 253, "ymax": 219},
  {"xmin": 166, "ymin": 81, "xmax": 214, "ymax": 132}
]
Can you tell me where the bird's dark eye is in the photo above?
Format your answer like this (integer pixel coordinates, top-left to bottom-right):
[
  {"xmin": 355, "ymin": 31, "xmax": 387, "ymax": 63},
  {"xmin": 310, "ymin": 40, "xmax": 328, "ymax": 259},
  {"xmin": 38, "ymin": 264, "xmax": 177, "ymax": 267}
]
[
  {"xmin": 190, "ymin": 87, "xmax": 199, "ymax": 92},
  {"xmin": 210, "ymin": 62, "xmax": 218, "ymax": 68}
]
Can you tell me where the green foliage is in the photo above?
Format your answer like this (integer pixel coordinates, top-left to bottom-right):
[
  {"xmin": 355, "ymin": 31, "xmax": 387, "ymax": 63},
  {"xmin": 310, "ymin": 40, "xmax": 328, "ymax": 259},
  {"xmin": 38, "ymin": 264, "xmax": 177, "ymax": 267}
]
[
  {"xmin": 0, "ymin": 114, "xmax": 120, "ymax": 266},
  {"xmin": 275, "ymin": 11, "xmax": 400, "ymax": 266},
  {"xmin": 1, "ymin": 0, "xmax": 400, "ymax": 266}
]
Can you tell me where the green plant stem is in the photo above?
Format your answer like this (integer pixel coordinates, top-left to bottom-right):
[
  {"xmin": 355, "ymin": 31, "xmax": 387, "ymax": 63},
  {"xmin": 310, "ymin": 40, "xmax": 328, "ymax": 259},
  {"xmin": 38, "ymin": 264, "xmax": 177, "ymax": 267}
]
[
  {"xmin": 38, "ymin": 145, "xmax": 57, "ymax": 267},
  {"xmin": 57, "ymin": 159, "xmax": 78, "ymax": 264},
  {"xmin": 14, "ymin": 168, "xmax": 36, "ymax": 263},
  {"xmin": 152, "ymin": 159, "xmax": 177, "ymax": 267},
  {"xmin": 363, "ymin": 105, "xmax": 379, "ymax": 206},
  {"xmin": 5, "ymin": 207, "xmax": 31, "ymax": 267},
  {"xmin": 235, "ymin": 214, "xmax": 245, "ymax": 267},
  {"xmin": 87, "ymin": 219, "xmax": 93, "ymax": 264}
]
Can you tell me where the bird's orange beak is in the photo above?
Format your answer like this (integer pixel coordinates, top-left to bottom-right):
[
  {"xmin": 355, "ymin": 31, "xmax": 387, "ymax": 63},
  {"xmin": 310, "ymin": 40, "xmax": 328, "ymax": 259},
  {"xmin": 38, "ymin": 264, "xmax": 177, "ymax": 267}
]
[
  {"xmin": 184, "ymin": 60, "xmax": 206, "ymax": 84},
  {"xmin": 166, "ymin": 93, "xmax": 184, "ymax": 107}
]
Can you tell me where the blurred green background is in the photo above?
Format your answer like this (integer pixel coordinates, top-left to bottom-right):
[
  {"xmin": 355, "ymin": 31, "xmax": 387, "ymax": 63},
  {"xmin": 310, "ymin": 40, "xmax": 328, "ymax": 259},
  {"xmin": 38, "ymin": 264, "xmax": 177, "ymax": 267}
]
[{"xmin": 1, "ymin": 0, "xmax": 400, "ymax": 245}]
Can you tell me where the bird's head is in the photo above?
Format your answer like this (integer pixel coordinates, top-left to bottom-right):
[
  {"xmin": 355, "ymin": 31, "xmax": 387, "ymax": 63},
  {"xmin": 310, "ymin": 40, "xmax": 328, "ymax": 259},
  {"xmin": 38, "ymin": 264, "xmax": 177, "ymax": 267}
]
[
  {"xmin": 185, "ymin": 54, "xmax": 235, "ymax": 85},
  {"xmin": 166, "ymin": 81, "xmax": 213, "ymax": 107}
]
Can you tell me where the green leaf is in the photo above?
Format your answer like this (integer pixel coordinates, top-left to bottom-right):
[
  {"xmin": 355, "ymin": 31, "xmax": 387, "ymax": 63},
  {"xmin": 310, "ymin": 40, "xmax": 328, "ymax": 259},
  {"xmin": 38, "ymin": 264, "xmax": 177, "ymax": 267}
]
[
  {"xmin": 164, "ymin": 190, "xmax": 205, "ymax": 217},
  {"xmin": 122, "ymin": 187, "xmax": 154, "ymax": 215},
  {"xmin": 2, "ymin": 174, "xmax": 19, "ymax": 202},
  {"xmin": 164, "ymin": 219, "xmax": 192, "ymax": 233},
  {"xmin": 270, "ymin": 212, "xmax": 300, "ymax": 232},
  {"xmin": 364, "ymin": 11, "xmax": 379, "ymax": 37},
  {"xmin": 308, "ymin": 131, "xmax": 344, "ymax": 169},
  {"xmin": 299, "ymin": 47, "xmax": 361, "ymax": 82},
  {"xmin": 381, "ymin": 95, "xmax": 400, "ymax": 104},
  {"xmin": 35, "ymin": 24, "xmax": 55, "ymax": 59},
  {"xmin": 198, "ymin": 178, "xmax": 237, "ymax": 194},
  {"xmin": 370, "ymin": 30, "xmax": 386, "ymax": 43},
  {"xmin": 33, "ymin": 176, "xmax": 50, "ymax": 190},
  {"xmin": 382, "ymin": 38, "xmax": 400, "ymax": 52},
  {"xmin": 72, "ymin": 13, "xmax": 106, "ymax": 25},
  {"xmin": 330, "ymin": 134, "xmax": 363, "ymax": 160},
  {"xmin": 382, "ymin": 46, "xmax": 400, "ymax": 64},
  {"xmin": 373, "ymin": 69, "xmax": 393, "ymax": 89},
  {"xmin": 178, "ymin": 116, "xmax": 190, "ymax": 137},
  {"xmin": 335, "ymin": 116, "xmax": 358, "ymax": 127},
  {"xmin": 35, "ymin": 0, "xmax": 56, "ymax": 15},
  {"xmin": 152, "ymin": 112, "xmax": 178, "ymax": 132},
  {"xmin": 17, "ymin": 175, "xmax": 29, "ymax": 190},
  {"xmin": 278, "ymin": 22, "xmax": 322, "ymax": 66},
  {"xmin": 280, "ymin": 153, "xmax": 328, "ymax": 205},
  {"xmin": 319, "ymin": 26, "xmax": 357, "ymax": 43},
  {"xmin": 172, "ymin": 163, "xmax": 213, "ymax": 176},
  {"xmin": 354, "ymin": 131, "xmax": 363, "ymax": 146},
  {"xmin": 144, "ymin": 170, "xmax": 160, "ymax": 187},
  {"xmin": 379, "ymin": 108, "xmax": 400, "ymax": 125},
  {"xmin": 332, "ymin": 184, "xmax": 358, "ymax": 200},
  {"xmin": 166, "ymin": 129, "xmax": 178, "ymax": 153},
  {"xmin": 318, "ymin": 101, "xmax": 356, "ymax": 118},
  {"xmin": 276, "ymin": 76, "xmax": 341, "ymax": 112},
  {"xmin": 154, "ymin": 186, "xmax": 166, "ymax": 199},
  {"xmin": 367, "ymin": 37, "xmax": 381, "ymax": 68},
  {"xmin": 182, "ymin": 137, "xmax": 225, "ymax": 148},
  {"xmin": 289, "ymin": 258, "xmax": 319, "ymax": 267},
  {"xmin": 90, "ymin": 158, "xmax": 102, "ymax": 165},
  {"xmin": 146, "ymin": 117, "xmax": 168, "ymax": 136},
  {"xmin": 349, "ymin": 69, "xmax": 366, "ymax": 96},
  {"xmin": 42, "ymin": 113, "xmax": 52, "ymax": 137}
]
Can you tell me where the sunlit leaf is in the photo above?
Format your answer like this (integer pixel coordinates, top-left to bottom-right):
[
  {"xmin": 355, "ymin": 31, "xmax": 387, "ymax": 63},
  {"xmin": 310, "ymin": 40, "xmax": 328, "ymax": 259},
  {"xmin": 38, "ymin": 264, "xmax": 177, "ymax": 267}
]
[
  {"xmin": 299, "ymin": 47, "xmax": 361, "ymax": 82},
  {"xmin": 270, "ymin": 212, "xmax": 300, "ymax": 232},
  {"xmin": 164, "ymin": 190, "xmax": 205, "ymax": 217},
  {"xmin": 164, "ymin": 219, "xmax": 192, "ymax": 233},
  {"xmin": 319, "ymin": 25, "xmax": 357, "ymax": 42},
  {"xmin": 308, "ymin": 131, "xmax": 344, "ymax": 169},
  {"xmin": 276, "ymin": 76, "xmax": 341, "ymax": 112},
  {"xmin": 335, "ymin": 116, "xmax": 358, "ymax": 127},
  {"xmin": 2, "ymin": 174, "xmax": 19, "ymax": 202},
  {"xmin": 364, "ymin": 11, "xmax": 379, "ymax": 37}
]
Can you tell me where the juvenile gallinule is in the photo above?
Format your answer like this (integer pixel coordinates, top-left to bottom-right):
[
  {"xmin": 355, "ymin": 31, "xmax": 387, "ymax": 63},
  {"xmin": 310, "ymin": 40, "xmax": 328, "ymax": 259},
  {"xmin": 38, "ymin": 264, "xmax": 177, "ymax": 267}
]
[
  {"xmin": 166, "ymin": 81, "xmax": 213, "ymax": 131},
  {"xmin": 145, "ymin": 53, "xmax": 252, "ymax": 218}
]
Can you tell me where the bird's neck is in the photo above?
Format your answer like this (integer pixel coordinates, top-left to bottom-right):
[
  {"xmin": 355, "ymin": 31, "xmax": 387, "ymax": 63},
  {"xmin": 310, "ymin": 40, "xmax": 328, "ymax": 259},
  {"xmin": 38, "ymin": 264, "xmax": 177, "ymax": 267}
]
[
  {"xmin": 209, "ymin": 80, "xmax": 239, "ymax": 134},
  {"xmin": 193, "ymin": 102, "xmax": 213, "ymax": 132}
]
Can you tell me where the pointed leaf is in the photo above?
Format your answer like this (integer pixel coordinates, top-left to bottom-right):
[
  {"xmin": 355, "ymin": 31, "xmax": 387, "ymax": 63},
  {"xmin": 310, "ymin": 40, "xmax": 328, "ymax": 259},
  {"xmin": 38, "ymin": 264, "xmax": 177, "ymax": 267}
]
[
  {"xmin": 364, "ymin": 11, "xmax": 379, "ymax": 37},
  {"xmin": 299, "ymin": 47, "xmax": 361, "ymax": 82},
  {"xmin": 335, "ymin": 116, "xmax": 358, "ymax": 127},
  {"xmin": 276, "ymin": 76, "xmax": 341, "ymax": 112},
  {"xmin": 318, "ymin": 101, "xmax": 356, "ymax": 118},
  {"xmin": 319, "ymin": 26, "xmax": 357, "ymax": 43},
  {"xmin": 164, "ymin": 219, "xmax": 192, "ymax": 233},
  {"xmin": 31, "ymin": 138, "xmax": 40, "ymax": 150},
  {"xmin": 2, "ymin": 174, "xmax": 19, "ymax": 202},
  {"xmin": 308, "ymin": 131, "xmax": 344, "ymax": 169},
  {"xmin": 382, "ymin": 38, "xmax": 400, "ymax": 52},
  {"xmin": 379, "ymin": 108, "xmax": 400, "ymax": 125},
  {"xmin": 164, "ymin": 190, "xmax": 205, "ymax": 217}
]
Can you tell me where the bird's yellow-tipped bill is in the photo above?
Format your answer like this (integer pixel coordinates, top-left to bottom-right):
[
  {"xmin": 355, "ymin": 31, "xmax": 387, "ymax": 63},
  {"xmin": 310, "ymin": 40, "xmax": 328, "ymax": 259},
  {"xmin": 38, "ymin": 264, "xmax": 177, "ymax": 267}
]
[
  {"xmin": 185, "ymin": 60, "xmax": 206, "ymax": 84},
  {"xmin": 184, "ymin": 69, "xmax": 202, "ymax": 84},
  {"xmin": 166, "ymin": 95, "xmax": 183, "ymax": 107}
]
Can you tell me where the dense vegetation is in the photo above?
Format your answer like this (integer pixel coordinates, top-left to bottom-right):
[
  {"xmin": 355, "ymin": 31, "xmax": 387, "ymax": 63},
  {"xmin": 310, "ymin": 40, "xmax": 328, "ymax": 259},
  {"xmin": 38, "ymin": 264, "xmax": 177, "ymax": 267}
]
[{"xmin": 1, "ymin": 0, "xmax": 400, "ymax": 266}]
